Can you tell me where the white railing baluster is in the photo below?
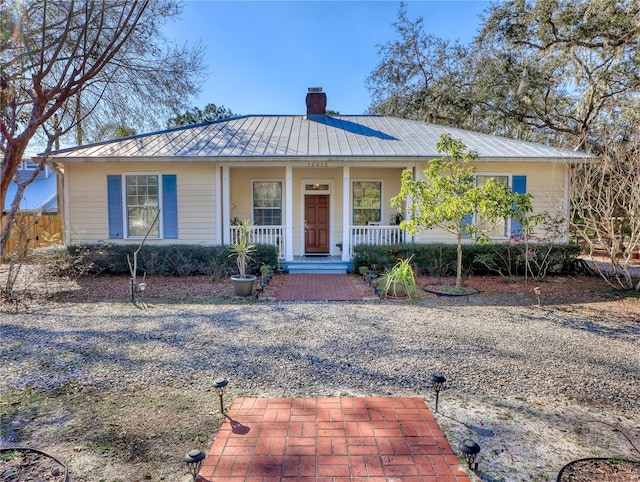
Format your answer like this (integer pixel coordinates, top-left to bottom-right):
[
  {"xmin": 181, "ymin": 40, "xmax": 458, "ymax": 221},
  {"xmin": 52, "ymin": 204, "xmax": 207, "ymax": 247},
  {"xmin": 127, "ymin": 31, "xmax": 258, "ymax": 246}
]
[
  {"xmin": 230, "ymin": 225, "xmax": 403, "ymax": 258},
  {"xmin": 349, "ymin": 225, "xmax": 405, "ymax": 255},
  {"xmin": 229, "ymin": 225, "xmax": 286, "ymax": 259}
]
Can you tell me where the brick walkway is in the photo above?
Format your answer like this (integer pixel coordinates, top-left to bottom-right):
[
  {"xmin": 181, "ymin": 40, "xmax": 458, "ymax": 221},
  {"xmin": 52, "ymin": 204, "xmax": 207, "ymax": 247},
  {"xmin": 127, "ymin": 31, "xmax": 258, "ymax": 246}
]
[
  {"xmin": 277, "ymin": 275, "xmax": 362, "ymax": 301},
  {"xmin": 198, "ymin": 397, "xmax": 472, "ymax": 481}
]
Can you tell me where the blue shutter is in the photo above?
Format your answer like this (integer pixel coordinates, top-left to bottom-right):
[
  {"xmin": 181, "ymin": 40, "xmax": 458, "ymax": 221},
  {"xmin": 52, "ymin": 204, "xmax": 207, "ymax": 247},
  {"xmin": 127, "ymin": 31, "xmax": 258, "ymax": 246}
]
[
  {"xmin": 511, "ymin": 175, "xmax": 527, "ymax": 238},
  {"xmin": 162, "ymin": 174, "xmax": 178, "ymax": 239},
  {"xmin": 107, "ymin": 175, "xmax": 123, "ymax": 239}
]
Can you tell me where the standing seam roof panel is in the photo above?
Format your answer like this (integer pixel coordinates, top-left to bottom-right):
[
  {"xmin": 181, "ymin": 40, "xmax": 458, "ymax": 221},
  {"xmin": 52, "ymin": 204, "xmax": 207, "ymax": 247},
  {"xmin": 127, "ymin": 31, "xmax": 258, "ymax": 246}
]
[
  {"xmin": 285, "ymin": 117, "xmax": 301, "ymax": 155},
  {"xmin": 253, "ymin": 116, "xmax": 278, "ymax": 155},
  {"xmin": 274, "ymin": 116, "xmax": 294, "ymax": 155},
  {"xmin": 183, "ymin": 125, "xmax": 219, "ymax": 156},
  {"xmin": 264, "ymin": 117, "xmax": 286, "ymax": 155},
  {"xmin": 232, "ymin": 117, "xmax": 261, "ymax": 155},
  {"xmin": 242, "ymin": 116, "xmax": 269, "ymax": 155},
  {"xmin": 211, "ymin": 118, "xmax": 245, "ymax": 154},
  {"xmin": 155, "ymin": 127, "xmax": 202, "ymax": 156}
]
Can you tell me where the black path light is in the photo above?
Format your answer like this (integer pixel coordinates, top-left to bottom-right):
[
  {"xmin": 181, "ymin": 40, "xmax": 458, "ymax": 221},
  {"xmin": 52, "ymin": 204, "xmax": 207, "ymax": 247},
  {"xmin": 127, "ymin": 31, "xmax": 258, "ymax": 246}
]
[
  {"xmin": 430, "ymin": 373, "xmax": 446, "ymax": 413},
  {"xmin": 184, "ymin": 449, "xmax": 205, "ymax": 482},
  {"xmin": 459, "ymin": 439, "xmax": 481, "ymax": 471},
  {"xmin": 213, "ymin": 377, "xmax": 228, "ymax": 414}
]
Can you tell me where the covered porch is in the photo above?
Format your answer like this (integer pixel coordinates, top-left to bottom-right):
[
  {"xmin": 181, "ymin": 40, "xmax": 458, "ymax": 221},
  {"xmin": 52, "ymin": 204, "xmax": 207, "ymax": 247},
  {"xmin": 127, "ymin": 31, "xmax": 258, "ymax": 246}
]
[
  {"xmin": 229, "ymin": 224, "xmax": 407, "ymax": 260},
  {"xmin": 221, "ymin": 164, "xmax": 411, "ymax": 262}
]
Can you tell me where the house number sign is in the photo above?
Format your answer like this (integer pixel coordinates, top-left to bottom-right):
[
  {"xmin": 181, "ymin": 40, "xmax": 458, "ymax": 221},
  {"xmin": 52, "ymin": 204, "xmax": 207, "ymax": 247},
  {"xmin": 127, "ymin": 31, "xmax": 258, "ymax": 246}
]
[{"xmin": 308, "ymin": 162, "xmax": 328, "ymax": 168}]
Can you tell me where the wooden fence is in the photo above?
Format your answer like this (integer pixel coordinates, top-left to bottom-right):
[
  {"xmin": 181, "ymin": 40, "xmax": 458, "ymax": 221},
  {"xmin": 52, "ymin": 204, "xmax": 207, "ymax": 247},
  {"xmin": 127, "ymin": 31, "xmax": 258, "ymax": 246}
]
[{"xmin": 1, "ymin": 214, "xmax": 63, "ymax": 259}]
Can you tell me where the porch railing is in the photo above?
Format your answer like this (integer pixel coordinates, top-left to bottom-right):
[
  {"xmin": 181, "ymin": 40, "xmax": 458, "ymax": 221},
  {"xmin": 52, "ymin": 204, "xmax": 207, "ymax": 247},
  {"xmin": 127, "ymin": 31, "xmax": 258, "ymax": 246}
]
[
  {"xmin": 230, "ymin": 225, "xmax": 285, "ymax": 259},
  {"xmin": 350, "ymin": 225, "xmax": 406, "ymax": 255},
  {"xmin": 229, "ymin": 225, "xmax": 404, "ymax": 259}
]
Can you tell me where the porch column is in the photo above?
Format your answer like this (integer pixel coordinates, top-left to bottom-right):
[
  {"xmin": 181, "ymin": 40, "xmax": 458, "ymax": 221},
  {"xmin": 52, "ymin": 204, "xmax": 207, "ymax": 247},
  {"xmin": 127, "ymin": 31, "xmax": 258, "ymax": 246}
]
[
  {"xmin": 341, "ymin": 166, "xmax": 350, "ymax": 261},
  {"xmin": 285, "ymin": 165, "xmax": 293, "ymax": 261},
  {"xmin": 62, "ymin": 168, "xmax": 70, "ymax": 244},
  {"xmin": 222, "ymin": 165, "xmax": 231, "ymax": 245},
  {"xmin": 406, "ymin": 164, "xmax": 416, "ymax": 244},
  {"xmin": 215, "ymin": 165, "xmax": 222, "ymax": 245},
  {"xmin": 562, "ymin": 164, "xmax": 570, "ymax": 243}
]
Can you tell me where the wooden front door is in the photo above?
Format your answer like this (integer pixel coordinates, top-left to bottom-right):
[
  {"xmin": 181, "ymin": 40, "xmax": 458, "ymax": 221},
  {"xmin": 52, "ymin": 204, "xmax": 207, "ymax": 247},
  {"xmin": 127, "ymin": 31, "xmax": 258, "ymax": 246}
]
[{"xmin": 305, "ymin": 195, "xmax": 330, "ymax": 254}]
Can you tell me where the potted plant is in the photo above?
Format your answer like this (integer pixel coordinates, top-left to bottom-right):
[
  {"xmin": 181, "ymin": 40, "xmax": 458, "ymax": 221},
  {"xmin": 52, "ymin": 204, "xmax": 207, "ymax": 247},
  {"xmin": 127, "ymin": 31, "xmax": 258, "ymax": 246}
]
[
  {"xmin": 229, "ymin": 219, "xmax": 257, "ymax": 296},
  {"xmin": 379, "ymin": 257, "xmax": 418, "ymax": 300},
  {"xmin": 390, "ymin": 211, "xmax": 404, "ymax": 225}
]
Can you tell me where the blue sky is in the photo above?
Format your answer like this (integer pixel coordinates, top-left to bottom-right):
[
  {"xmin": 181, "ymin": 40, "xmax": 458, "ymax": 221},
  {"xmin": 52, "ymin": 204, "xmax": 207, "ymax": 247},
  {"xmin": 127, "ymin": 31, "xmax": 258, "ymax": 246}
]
[{"xmin": 164, "ymin": 1, "xmax": 490, "ymax": 116}]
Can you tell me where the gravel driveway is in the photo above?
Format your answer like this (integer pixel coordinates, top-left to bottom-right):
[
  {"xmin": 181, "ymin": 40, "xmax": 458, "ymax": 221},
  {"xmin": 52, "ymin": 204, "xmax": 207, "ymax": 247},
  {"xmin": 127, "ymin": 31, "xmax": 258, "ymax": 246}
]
[{"xmin": 2, "ymin": 300, "xmax": 639, "ymax": 481}]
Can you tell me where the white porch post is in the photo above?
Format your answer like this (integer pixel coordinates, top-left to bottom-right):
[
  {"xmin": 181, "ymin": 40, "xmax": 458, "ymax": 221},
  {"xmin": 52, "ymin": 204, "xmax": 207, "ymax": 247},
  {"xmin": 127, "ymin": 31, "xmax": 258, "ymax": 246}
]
[
  {"xmin": 285, "ymin": 165, "xmax": 294, "ymax": 261},
  {"xmin": 215, "ymin": 165, "xmax": 222, "ymax": 245},
  {"xmin": 62, "ymin": 169, "xmax": 70, "ymax": 244},
  {"xmin": 406, "ymin": 164, "xmax": 416, "ymax": 244},
  {"xmin": 342, "ymin": 166, "xmax": 350, "ymax": 261},
  {"xmin": 562, "ymin": 163, "xmax": 570, "ymax": 243},
  {"xmin": 222, "ymin": 165, "xmax": 231, "ymax": 245}
]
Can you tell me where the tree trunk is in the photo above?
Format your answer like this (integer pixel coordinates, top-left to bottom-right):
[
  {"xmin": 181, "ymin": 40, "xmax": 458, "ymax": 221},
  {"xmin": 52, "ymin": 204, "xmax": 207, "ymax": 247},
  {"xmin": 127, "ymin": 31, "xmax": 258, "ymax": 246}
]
[
  {"xmin": 1, "ymin": 142, "xmax": 31, "ymax": 259},
  {"xmin": 456, "ymin": 232, "xmax": 463, "ymax": 290}
]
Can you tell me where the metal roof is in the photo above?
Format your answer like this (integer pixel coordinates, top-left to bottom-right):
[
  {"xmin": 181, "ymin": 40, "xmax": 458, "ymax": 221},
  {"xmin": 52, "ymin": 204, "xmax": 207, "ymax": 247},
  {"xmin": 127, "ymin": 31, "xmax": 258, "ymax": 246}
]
[
  {"xmin": 4, "ymin": 171, "xmax": 58, "ymax": 213},
  {"xmin": 50, "ymin": 115, "xmax": 594, "ymax": 161}
]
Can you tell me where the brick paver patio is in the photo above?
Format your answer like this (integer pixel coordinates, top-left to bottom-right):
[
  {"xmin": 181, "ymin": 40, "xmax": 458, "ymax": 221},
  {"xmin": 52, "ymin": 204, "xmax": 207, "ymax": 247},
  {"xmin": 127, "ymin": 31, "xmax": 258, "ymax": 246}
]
[
  {"xmin": 197, "ymin": 397, "xmax": 472, "ymax": 481},
  {"xmin": 276, "ymin": 275, "xmax": 362, "ymax": 301}
]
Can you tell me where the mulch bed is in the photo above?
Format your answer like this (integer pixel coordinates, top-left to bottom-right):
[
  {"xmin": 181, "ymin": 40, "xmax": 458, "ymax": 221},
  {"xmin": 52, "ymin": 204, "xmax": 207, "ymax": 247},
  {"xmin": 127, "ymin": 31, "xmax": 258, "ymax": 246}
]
[
  {"xmin": 557, "ymin": 457, "xmax": 640, "ymax": 481},
  {"xmin": 31, "ymin": 271, "xmax": 637, "ymax": 310},
  {"xmin": 0, "ymin": 449, "xmax": 67, "ymax": 482}
]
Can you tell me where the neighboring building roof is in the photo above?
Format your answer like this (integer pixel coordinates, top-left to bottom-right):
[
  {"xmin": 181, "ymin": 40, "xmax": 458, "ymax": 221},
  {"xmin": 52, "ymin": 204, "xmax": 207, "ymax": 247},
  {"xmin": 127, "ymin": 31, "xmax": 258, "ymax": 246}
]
[
  {"xmin": 49, "ymin": 114, "xmax": 594, "ymax": 161},
  {"xmin": 4, "ymin": 169, "xmax": 58, "ymax": 213}
]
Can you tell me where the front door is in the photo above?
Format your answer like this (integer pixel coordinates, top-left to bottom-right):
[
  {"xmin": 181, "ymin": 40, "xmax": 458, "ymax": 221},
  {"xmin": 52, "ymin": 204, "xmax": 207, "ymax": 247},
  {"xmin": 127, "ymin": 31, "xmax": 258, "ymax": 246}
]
[{"xmin": 305, "ymin": 195, "xmax": 330, "ymax": 254}]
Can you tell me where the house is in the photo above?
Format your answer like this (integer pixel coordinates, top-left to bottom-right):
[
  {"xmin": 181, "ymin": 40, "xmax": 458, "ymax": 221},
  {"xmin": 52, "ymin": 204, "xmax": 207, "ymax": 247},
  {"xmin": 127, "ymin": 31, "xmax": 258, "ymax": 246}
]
[
  {"xmin": 4, "ymin": 159, "xmax": 59, "ymax": 215},
  {"xmin": 2, "ymin": 159, "xmax": 62, "ymax": 255},
  {"xmin": 47, "ymin": 88, "xmax": 593, "ymax": 270}
]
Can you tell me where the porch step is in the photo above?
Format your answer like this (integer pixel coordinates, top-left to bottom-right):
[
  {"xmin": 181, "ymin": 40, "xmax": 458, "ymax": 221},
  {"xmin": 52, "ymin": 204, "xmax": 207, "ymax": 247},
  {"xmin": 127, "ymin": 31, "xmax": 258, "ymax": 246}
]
[{"xmin": 285, "ymin": 262, "xmax": 350, "ymax": 275}]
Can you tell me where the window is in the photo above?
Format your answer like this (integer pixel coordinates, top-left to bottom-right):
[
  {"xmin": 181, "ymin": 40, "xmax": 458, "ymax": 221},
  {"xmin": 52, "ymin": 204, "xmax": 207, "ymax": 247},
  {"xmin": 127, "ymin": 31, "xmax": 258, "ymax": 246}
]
[
  {"xmin": 475, "ymin": 175, "xmax": 509, "ymax": 237},
  {"xmin": 305, "ymin": 183, "xmax": 329, "ymax": 191},
  {"xmin": 253, "ymin": 181, "xmax": 282, "ymax": 225},
  {"xmin": 126, "ymin": 175, "xmax": 160, "ymax": 237},
  {"xmin": 107, "ymin": 174, "xmax": 177, "ymax": 239},
  {"xmin": 353, "ymin": 181, "xmax": 381, "ymax": 225}
]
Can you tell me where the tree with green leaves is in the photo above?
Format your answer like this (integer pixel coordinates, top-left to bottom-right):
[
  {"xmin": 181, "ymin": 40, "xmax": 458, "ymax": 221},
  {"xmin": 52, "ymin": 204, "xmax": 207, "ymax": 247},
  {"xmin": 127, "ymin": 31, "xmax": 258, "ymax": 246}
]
[
  {"xmin": 368, "ymin": 1, "xmax": 640, "ymax": 151},
  {"xmin": 473, "ymin": 0, "xmax": 640, "ymax": 151},
  {"xmin": 1, "ymin": 0, "xmax": 205, "ymax": 261},
  {"xmin": 366, "ymin": 3, "xmax": 472, "ymax": 126},
  {"xmin": 392, "ymin": 134, "xmax": 537, "ymax": 290},
  {"xmin": 167, "ymin": 103, "xmax": 237, "ymax": 128}
]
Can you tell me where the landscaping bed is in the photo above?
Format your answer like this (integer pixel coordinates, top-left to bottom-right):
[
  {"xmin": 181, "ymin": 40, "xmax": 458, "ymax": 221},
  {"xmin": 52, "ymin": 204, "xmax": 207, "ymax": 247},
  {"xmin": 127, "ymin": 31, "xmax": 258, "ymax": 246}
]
[{"xmin": 557, "ymin": 458, "xmax": 640, "ymax": 482}]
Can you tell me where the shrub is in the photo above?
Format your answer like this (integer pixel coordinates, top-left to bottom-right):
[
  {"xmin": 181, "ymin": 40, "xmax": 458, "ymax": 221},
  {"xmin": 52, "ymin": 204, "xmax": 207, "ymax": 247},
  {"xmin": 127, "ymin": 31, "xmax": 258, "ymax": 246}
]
[
  {"xmin": 353, "ymin": 242, "xmax": 580, "ymax": 279},
  {"xmin": 32, "ymin": 243, "xmax": 109, "ymax": 278},
  {"xmin": 37, "ymin": 243, "xmax": 278, "ymax": 279}
]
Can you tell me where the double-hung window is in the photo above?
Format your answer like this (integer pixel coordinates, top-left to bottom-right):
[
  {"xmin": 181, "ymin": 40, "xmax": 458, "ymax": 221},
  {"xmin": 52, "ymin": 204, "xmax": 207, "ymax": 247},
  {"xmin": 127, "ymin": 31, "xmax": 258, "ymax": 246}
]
[
  {"xmin": 253, "ymin": 181, "xmax": 282, "ymax": 225},
  {"xmin": 353, "ymin": 181, "xmax": 381, "ymax": 225},
  {"xmin": 126, "ymin": 175, "xmax": 160, "ymax": 237},
  {"xmin": 107, "ymin": 174, "xmax": 177, "ymax": 239},
  {"xmin": 475, "ymin": 175, "xmax": 509, "ymax": 237}
]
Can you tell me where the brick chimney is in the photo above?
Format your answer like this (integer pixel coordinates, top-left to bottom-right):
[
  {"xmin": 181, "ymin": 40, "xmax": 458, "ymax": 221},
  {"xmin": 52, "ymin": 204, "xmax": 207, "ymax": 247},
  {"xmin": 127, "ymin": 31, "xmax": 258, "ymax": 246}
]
[{"xmin": 306, "ymin": 87, "xmax": 326, "ymax": 115}]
